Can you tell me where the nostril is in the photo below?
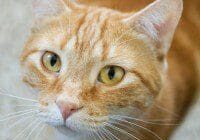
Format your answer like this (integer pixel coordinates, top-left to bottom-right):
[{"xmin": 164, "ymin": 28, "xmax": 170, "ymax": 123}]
[
  {"xmin": 70, "ymin": 108, "xmax": 78, "ymax": 114},
  {"xmin": 71, "ymin": 108, "xmax": 76, "ymax": 112}
]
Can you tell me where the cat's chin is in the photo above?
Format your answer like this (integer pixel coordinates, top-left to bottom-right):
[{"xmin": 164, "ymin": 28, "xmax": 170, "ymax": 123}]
[
  {"xmin": 54, "ymin": 126, "xmax": 85, "ymax": 140},
  {"xmin": 57, "ymin": 125, "xmax": 79, "ymax": 137},
  {"xmin": 56, "ymin": 124, "xmax": 92, "ymax": 138}
]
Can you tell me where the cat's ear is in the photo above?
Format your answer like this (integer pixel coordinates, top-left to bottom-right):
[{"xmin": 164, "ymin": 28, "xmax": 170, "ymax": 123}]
[
  {"xmin": 32, "ymin": 0, "xmax": 72, "ymax": 19},
  {"xmin": 123, "ymin": 0, "xmax": 183, "ymax": 57}
]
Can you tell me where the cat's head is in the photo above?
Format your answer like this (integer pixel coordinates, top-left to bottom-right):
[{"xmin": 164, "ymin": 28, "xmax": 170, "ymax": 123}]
[{"xmin": 20, "ymin": 0, "xmax": 183, "ymax": 136}]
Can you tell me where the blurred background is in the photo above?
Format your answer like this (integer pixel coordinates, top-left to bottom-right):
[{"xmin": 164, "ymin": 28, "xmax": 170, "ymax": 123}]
[
  {"xmin": 0, "ymin": 1, "xmax": 57, "ymax": 140},
  {"xmin": 0, "ymin": 0, "xmax": 199, "ymax": 140}
]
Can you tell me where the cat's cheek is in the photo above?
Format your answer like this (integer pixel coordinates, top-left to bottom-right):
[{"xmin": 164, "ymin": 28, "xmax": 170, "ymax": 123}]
[
  {"xmin": 37, "ymin": 103, "xmax": 64, "ymax": 126},
  {"xmin": 108, "ymin": 105, "xmax": 144, "ymax": 118},
  {"xmin": 99, "ymin": 87, "xmax": 154, "ymax": 117}
]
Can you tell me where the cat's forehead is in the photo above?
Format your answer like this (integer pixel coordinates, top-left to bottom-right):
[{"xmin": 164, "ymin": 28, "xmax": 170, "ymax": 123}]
[
  {"xmin": 22, "ymin": 10, "xmax": 149, "ymax": 70},
  {"xmin": 23, "ymin": 7, "xmax": 151, "ymax": 68},
  {"xmin": 32, "ymin": 9, "xmax": 138, "ymax": 54}
]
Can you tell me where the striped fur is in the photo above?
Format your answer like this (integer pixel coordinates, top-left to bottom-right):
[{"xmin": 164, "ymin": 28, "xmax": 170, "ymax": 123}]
[{"xmin": 20, "ymin": 0, "xmax": 199, "ymax": 139}]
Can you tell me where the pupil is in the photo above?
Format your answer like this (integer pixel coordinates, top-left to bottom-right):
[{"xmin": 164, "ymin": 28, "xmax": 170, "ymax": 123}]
[
  {"xmin": 108, "ymin": 67, "xmax": 115, "ymax": 80},
  {"xmin": 50, "ymin": 55, "xmax": 57, "ymax": 67}
]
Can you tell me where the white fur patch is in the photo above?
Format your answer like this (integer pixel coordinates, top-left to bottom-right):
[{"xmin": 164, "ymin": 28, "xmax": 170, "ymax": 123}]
[
  {"xmin": 38, "ymin": 103, "xmax": 64, "ymax": 126},
  {"xmin": 92, "ymin": 41, "xmax": 103, "ymax": 58},
  {"xmin": 108, "ymin": 45, "xmax": 117, "ymax": 58},
  {"xmin": 64, "ymin": 36, "xmax": 77, "ymax": 51}
]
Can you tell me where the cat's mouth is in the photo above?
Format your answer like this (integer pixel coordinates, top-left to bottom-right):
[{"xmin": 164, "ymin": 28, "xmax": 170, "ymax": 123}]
[
  {"xmin": 37, "ymin": 104, "xmax": 108, "ymax": 134},
  {"xmin": 56, "ymin": 120, "xmax": 102, "ymax": 136}
]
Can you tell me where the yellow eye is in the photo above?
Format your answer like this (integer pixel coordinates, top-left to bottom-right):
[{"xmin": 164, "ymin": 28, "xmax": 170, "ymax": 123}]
[
  {"xmin": 98, "ymin": 66, "xmax": 125, "ymax": 86},
  {"xmin": 42, "ymin": 52, "xmax": 61, "ymax": 73}
]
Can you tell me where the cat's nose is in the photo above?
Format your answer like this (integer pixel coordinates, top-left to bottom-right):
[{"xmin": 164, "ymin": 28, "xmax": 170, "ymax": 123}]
[{"xmin": 56, "ymin": 100, "xmax": 78, "ymax": 121}]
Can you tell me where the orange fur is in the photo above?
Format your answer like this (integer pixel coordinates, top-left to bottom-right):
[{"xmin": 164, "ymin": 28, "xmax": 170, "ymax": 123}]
[{"xmin": 20, "ymin": 0, "xmax": 199, "ymax": 139}]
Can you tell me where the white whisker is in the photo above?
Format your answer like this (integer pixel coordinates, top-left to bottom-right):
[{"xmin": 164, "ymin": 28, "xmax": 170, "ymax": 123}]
[
  {"xmin": 101, "ymin": 127, "xmax": 119, "ymax": 140},
  {"xmin": 112, "ymin": 117, "xmax": 163, "ymax": 140},
  {"xmin": 15, "ymin": 104, "xmax": 40, "ymax": 108},
  {"xmin": 0, "ymin": 109, "xmax": 36, "ymax": 119},
  {"xmin": 112, "ymin": 115, "xmax": 179, "ymax": 125},
  {"xmin": 25, "ymin": 120, "xmax": 43, "ymax": 140},
  {"xmin": 12, "ymin": 119, "xmax": 39, "ymax": 140},
  {"xmin": 33, "ymin": 124, "xmax": 46, "ymax": 140},
  {"xmin": 91, "ymin": 130, "xmax": 98, "ymax": 140},
  {"xmin": 0, "ymin": 92, "xmax": 38, "ymax": 103},
  {"xmin": 0, "ymin": 110, "xmax": 38, "ymax": 122},
  {"xmin": 154, "ymin": 103, "xmax": 179, "ymax": 118},
  {"xmin": 7, "ymin": 115, "xmax": 36, "ymax": 131},
  {"xmin": 104, "ymin": 122, "xmax": 140, "ymax": 140},
  {"xmin": 94, "ymin": 131, "xmax": 105, "ymax": 140},
  {"xmin": 110, "ymin": 120, "xmax": 144, "ymax": 140}
]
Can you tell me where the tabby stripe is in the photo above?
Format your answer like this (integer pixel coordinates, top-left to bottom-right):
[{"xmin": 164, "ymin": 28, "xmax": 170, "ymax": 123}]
[
  {"xmin": 74, "ymin": 12, "xmax": 88, "ymax": 49},
  {"xmin": 92, "ymin": 11, "xmax": 110, "ymax": 49},
  {"xmin": 101, "ymin": 43, "xmax": 110, "ymax": 61},
  {"xmin": 131, "ymin": 70, "xmax": 157, "ymax": 95},
  {"xmin": 77, "ymin": 11, "xmax": 96, "ymax": 48}
]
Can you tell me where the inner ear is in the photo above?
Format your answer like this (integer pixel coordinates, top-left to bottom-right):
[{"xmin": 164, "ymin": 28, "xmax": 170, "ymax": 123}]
[{"xmin": 122, "ymin": 0, "xmax": 183, "ymax": 57}]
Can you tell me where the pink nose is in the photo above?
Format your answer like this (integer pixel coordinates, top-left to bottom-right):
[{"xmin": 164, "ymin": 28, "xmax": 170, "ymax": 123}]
[{"xmin": 56, "ymin": 101, "xmax": 78, "ymax": 121}]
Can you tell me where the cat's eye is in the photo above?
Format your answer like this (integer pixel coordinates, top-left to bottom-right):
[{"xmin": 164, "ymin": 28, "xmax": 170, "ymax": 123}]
[
  {"xmin": 98, "ymin": 66, "xmax": 125, "ymax": 86},
  {"xmin": 42, "ymin": 52, "xmax": 61, "ymax": 73}
]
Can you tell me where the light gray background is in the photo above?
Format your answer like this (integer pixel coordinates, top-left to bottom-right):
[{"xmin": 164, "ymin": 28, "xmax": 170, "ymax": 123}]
[{"xmin": 0, "ymin": 0, "xmax": 199, "ymax": 140}]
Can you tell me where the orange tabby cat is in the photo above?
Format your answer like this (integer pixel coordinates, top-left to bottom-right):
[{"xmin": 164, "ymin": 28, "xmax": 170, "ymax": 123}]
[{"xmin": 20, "ymin": 0, "xmax": 199, "ymax": 139}]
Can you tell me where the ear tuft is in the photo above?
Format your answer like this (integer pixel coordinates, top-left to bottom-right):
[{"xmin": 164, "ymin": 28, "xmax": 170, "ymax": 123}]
[{"xmin": 123, "ymin": 0, "xmax": 183, "ymax": 56}]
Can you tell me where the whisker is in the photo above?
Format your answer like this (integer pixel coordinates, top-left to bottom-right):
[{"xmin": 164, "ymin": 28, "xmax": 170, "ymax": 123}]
[
  {"xmin": 91, "ymin": 129, "xmax": 98, "ymax": 140},
  {"xmin": 15, "ymin": 104, "xmax": 40, "ymax": 108},
  {"xmin": 0, "ymin": 109, "xmax": 36, "ymax": 119},
  {"xmin": 7, "ymin": 115, "xmax": 36, "ymax": 131},
  {"xmin": 12, "ymin": 119, "xmax": 39, "ymax": 140},
  {"xmin": 154, "ymin": 104, "xmax": 179, "ymax": 118},
  {"xmin": 85, "ymin": 122, "xmax": 102, "ymax": 140},
  {"xmin": 95, "ymin": 131, "xmax": 105, "ymax": 140},
  {"xmin": 104, "ymin": 122, "xmax": 140, "ymax": 140},
  {"xmin": 112, "ymin": 115, "xmax": 179, "ymax": 125},
  {"xmin": 25, "ymin": 120, "xmax": 43, "ymax": 140},
  {"xmin": 0, "ymin": 110, "xmax": 39, "ymax": 122},
  {"xmin": 95, "ymin": 130, "xmax": 104, "ymax": 140},
  {"xmin": 101, "ymin": 127, "xmax": 119, "ymax": 140},
  {"xmin": 97, "ymin": 127, "xmax": 109, "ymax": 140},
  {"xmin": 86, "ymin": 125, "xmax": 98, "ymax": 140},
  {"xmin": 33, "ymin": 124, "xmax": 46, "ymax": 140},
  {"xmin": 110, "ymin": 120, "xmax": 145, "ymax": 140},
  {"xmin": 112, "ymin": 117, "xmax": 163, "ymax": 140},
  {"xmin": 0, "ymin": 92, "xmax": 38, "ymax": 103}
]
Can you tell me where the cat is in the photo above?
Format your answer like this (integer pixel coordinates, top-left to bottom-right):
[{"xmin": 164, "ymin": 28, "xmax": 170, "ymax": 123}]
[{"xmin": 19, "ymin": 0, "xmax": 200, "ymax": 140}]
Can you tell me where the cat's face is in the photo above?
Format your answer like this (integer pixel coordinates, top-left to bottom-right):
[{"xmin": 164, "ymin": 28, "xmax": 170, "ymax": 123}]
[{"xmin": 20, "ymin": 0, "xmax": 182, "ymax": 137}]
